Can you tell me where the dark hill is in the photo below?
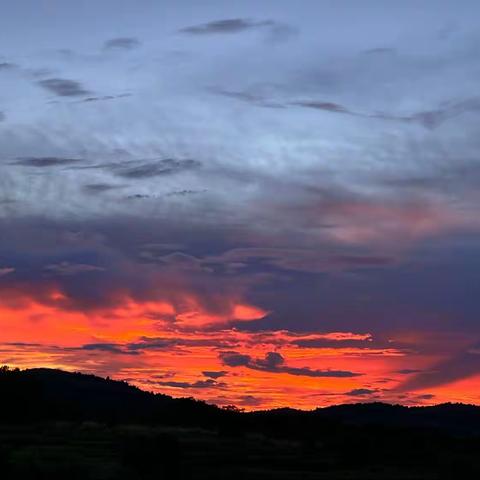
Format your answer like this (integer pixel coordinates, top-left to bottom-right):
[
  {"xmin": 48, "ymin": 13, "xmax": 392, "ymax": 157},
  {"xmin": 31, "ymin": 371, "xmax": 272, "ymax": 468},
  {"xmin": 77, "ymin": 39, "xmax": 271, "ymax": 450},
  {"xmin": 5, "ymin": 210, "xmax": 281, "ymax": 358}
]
[
  {"xmin": 1, "ymin": 366, "xmax": 480, "ymax": 435},
  {"xmin": 0, "ymin": 366, "xmax": 227, "ymax": 427}
]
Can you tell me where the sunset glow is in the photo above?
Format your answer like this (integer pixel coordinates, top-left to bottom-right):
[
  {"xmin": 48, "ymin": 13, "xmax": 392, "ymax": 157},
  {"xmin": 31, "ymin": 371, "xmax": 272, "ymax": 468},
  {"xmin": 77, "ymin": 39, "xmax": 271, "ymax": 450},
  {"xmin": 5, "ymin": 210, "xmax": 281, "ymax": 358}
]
[{"xmin": 1, "ymin": 0, "xmax": 480, "ymax": 410}]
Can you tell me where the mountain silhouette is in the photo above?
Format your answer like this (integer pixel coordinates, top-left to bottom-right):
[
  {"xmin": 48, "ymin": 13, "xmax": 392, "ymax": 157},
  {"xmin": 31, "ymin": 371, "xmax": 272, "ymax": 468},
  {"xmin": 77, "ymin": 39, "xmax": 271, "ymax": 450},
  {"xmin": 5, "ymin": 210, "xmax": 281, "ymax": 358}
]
[
  {"xmin": 2, "ymin": 366, "xmax": 480, "ymax": 433},
  {"xmin": 0, "ymin": 366, "xmax": 225, "ymax": 426}
]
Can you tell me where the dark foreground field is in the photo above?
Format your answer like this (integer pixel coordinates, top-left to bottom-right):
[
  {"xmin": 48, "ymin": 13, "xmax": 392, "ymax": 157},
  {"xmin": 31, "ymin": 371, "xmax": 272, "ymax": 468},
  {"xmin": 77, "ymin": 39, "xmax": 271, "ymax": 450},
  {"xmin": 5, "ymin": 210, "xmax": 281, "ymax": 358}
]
[
  {"xmin": 1, "ymin": 367, "xmax": 480, "ymax": 479},
  {"xmin": 2, "ymin": 420, "xmax": 480, "ymax": 480}
]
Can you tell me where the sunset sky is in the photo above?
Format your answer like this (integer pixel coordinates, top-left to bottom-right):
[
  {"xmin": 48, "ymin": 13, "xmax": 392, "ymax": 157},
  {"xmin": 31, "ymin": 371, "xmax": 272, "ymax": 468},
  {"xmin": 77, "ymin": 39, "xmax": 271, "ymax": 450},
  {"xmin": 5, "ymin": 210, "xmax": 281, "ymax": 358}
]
[{"xmin": 1, "ymin": 0, "xmax": 480, "ymax": 409}]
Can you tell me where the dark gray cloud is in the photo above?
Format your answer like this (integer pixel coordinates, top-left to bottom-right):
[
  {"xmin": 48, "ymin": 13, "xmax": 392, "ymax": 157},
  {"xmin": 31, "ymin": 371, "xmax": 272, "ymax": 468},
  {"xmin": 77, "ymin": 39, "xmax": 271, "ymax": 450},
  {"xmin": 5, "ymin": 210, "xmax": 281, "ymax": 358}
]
[
  {"xmin": 215, "ymin": 85, "xmax": 480, "ymax": 130},
  {"xmin": 38, "ymin": 78, "xmax": 91, "ymax": 97},
  {"xmin": 73, "ymin": 158, "xmax": 201, "ymax": 179},
  {"xmin": 0, "ymin": 62, "xmax": 17, "ymax": 70},
  {"xmin": 180, "ymin": 18, "xmax": 276, "ymax": 35},
  {"xmin": 208, "ymin": 86, "xmax": 285, "ymax": 108},
  {"xmin": 417, "ymin": 394, "xmax": 435, "ymax": 400},
  {"xmin": 44, "ymin": 261, "xmax": 105, "ymax": 276},
  {"xmin": 345, "ymin": 388, "xmax": 377, "ymax": 396},
  {"xmin": 372, "ymin": 97, "xmax": 480, "ymax": 129},
  {"xmin": 363, "ymin": 47, "xmax": 397, "ymax": 56},
  {"xmin": 139, "ymin": 251, "xmax": 204, "ymax": 271},
  {"xmin": 126, "ymin": 337, "xmax": 235, "ymax": 352},
  {"xmin": 11, "ymin": 157, "xmax": 83, "ymax": 167},
  {"xmin": 158, "ymin": 378, "xmax": 225, "ymax": 389},
  {"xmin": 1, "ymin": 205, "xmax": 477, "ymax": 337},
  {"xmin": 220, "ymin": 352, "xmax": 252, "ymax": 367},
  {"xmin": 126, "ymin": 194, "xmax": 152, "ymax": 200},
  {"xmin": 81, "ymin": 343, "xmax": 139, "ymax": 355},
  {"xmin": 83, "ymin": 183, "xmax": 125, "ymax": 194},
  {"xmin": 329, "ymin": 255, "xmax": 395, "ymax": 268},
  {"xmin": 202, "ymin": 370, "xmax": 228, "ymax": 379},
  {"xmin": 112, "ymin": 158, "xmax": 201, "ymax": 179},
  {"xmin": 220, "ymin": 351, "xmax": 361, "ymax": 378},
  {"xmin": 202, "ymin": 248, "xmax": 397, "ymax": 275},
  {"xmin": 180, "ymin": 18, "xmax": 297, "ymax": 43},
  {"xmin": 237, "ymin": 395, "xmax": 263, "ymax": 407},
  {"xmin": 293, "ymin": 338, "xmax": 375, "ymax": 349},
  {"xmin": 397, "ymin": 345, "xmax": 480, "ymax": 392},
  {"xmin": 290, "ymin": 101, "xmax": 352, "ymax": 114},
  {"xmin": 77, "ymin": 93, "xmax": 132, "ymax": 103},
  {"xmin": 295, "ymin": 96, "xmax": 480, "ymax": 129},
  {"xmin": 166, "ymin": 189, "xmax": 207, "ymax": 197},
  {"xmin": 103, "ymin": 37, "xmax": 141, "ymax": 50},
  {"xmin": 127, "ymin": 338, "xmax": 176, "ymax": 351}
]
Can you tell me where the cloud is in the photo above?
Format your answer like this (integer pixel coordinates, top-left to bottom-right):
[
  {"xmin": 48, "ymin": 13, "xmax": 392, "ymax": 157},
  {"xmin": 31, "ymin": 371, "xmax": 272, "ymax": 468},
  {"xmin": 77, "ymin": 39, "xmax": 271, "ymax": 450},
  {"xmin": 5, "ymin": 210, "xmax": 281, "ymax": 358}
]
[
  {"xmin": 0, "ymin": 0, "xmax": 479, "ymax": 411},
  {"xmin": 0, "ymin": 267, "xmax": 14, "ymax": 277},
  {"xmin": 232, "ymin": 395, "xmax": 262, "ymax": 407},
  {"xmin": 266, "ymin": 23, "xmax": 298, "ymax": 43},
  {"xmin": 293, "ymin": 338, "xmax": 374, "ymax": 349},
  {"xmin": 115, "ymin": 159, "xmax": 201, "ymax": 179},
  {"xmin": 294, "ymin": 97, "xmax": 480, "ymax": 129},
  {"xmin": 328, "ymin": 254, "xmax": 395, "ymax": 268},
  {"xmin": 44, "ymin": 261, "xmax": 105, "ymax": 276},
  {"xmin": 0, "ymin": 111, "xmax": 5, "ymax": 122},
  {"xmin": 417, "ymin": 393, "xmax": 435, "ymax": 400},
  {"xmin": 0, "ymin": 62, "xmax": 18, "ymax": 70},
  {"xmin": 139, "ymin": 251, "xmax": 204, "ymax": 271},
  {"xmin": 180, "ymin": 18, "xmax": 296, "ymax": 42},
  {"xmin": 126, "ymin": 338, "xmax": 176, "ymax": 351},
  {"xmin": 290, "ymin": 101, "xmax": 352, "ymax": 114},
  {"xmin": 76, "ymin": 158, "xmax": 201, "ymax": 179},
  {"xmin": 126, "ymin": 194, "xmax": 152, "ymax": 200},
  {"xmin": 208, "ymin": 86, "xmax": 285, "ymax": 108},
  {"xmin": 83, "ymin": 183, "xmax": 125, "ymax": 194},
  {"xmin": 81, "ymin": 343, "xmax": 139, "ymax": 355},
  {"xmin": 203, "ymin": 248, "xmax": 396, "ymax": 274},
  {"xmin": 214, "ymin": 85, "xmax": 480, "ymax": 130},
  {"xmin": 372, "ymin": 97, "xmax": 480, "ymax": 129},
  {"xmin": 202, "ymin": 370, "xmax": 228, "ymax": 379},
  {"xmin": 363, "ymin": 47, "xmax": 397, "ymax": 56},
  {"xmin": 180, "ymin": 18, "xmax": 274, "ymax": 35},
  {"xmin": 397, "ymin": 369, "xmax": 422, "ymax": 375},
  {"xmin": 11, "ymin": 157, "xmax": 83, "ymax": 167},
  {"xmin": 220, "ymin": 351, "xmax": 361, "ymax": 378},
  {"xmin": 220, "ymin": 352, "xmax": 252, "ymax": 367},
  {"xmin": 38, "ymin": 78, "xmax": 91, "ymax": 97},
  {"xmin": 0, "ymin": 216, "xmax": 267, "ymax": 322},
  {"xmin": 166, "ymin": 189, "xmax": 207, "ymax": 197},
  {"xmin": 158, "ymin": 378, "xmax": 225, "ymax": 389},
  {"xmin": 345, "ymin": 388, "xmax": 377, "ymax": 397},
  {"xmin": 397, "ymin": 346, "xmax": 480, "ymax": 392},
  {"xmin": 209, "ymin": 86, "xmax": 355, "ymax": 114},
  {"xmin": 77, "ymin": 93, "xmax": 132, "ymax": 103},
  {"xmin": 103, "ymin": 37, "xmax": 141, "ymax": 50}
]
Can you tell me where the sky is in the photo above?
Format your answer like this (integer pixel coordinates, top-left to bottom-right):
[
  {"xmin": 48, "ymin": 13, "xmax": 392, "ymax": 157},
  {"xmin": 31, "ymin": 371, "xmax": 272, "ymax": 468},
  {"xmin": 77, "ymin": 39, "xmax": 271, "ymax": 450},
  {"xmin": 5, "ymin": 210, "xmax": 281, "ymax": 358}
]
[{"xmin": 1, "ymin": 0, "xmax": 480, "ymax": 409}]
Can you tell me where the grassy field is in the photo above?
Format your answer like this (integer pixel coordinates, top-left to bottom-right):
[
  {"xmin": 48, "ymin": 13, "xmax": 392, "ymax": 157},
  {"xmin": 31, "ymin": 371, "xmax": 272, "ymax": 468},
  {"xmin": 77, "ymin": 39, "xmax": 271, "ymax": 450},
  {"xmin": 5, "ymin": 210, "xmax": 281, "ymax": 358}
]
[{"xmin": 1, "ymin": 421, "xmax": 478, "ymax": 479}]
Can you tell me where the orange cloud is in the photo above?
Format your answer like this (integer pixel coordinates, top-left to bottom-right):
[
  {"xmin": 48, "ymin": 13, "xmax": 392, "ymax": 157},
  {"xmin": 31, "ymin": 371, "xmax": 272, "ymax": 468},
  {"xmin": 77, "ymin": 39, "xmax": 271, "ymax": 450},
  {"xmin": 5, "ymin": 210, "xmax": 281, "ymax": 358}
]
[{"xmin": 1, "ymin": 289, "xmax": 479, "ymax": 410}]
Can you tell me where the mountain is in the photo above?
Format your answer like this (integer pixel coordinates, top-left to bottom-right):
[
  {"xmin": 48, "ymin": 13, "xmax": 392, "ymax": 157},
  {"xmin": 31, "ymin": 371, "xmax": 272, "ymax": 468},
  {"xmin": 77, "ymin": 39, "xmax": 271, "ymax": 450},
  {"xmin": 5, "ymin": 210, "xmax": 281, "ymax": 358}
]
[
  {"xmin": 2, "ymin": 366, "xmax": 480, "ymax": 434},
  {"xmin": 0, "ymin": 366, "xmax": 226, "ymax": 426}
]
